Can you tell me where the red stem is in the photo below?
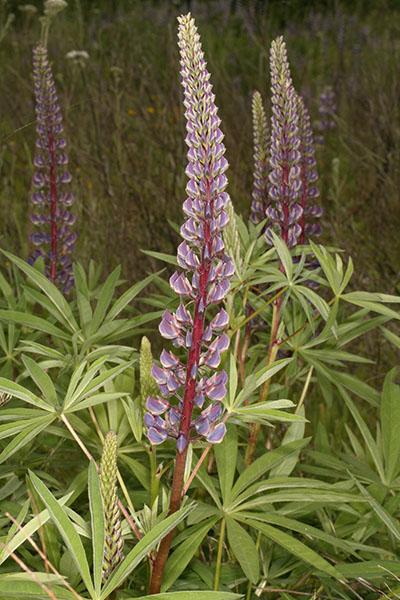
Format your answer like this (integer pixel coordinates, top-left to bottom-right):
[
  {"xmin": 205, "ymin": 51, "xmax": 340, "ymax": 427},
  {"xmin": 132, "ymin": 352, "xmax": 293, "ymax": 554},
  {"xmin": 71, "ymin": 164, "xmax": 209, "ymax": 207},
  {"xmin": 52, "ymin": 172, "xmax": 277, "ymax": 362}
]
[
  {"xmin": 149, "ymin": 182, "xmax": 213, "ymax": 594},
  {"xmin": 48, "ymin": 123, "xmax": 57, "ymax": 284}
]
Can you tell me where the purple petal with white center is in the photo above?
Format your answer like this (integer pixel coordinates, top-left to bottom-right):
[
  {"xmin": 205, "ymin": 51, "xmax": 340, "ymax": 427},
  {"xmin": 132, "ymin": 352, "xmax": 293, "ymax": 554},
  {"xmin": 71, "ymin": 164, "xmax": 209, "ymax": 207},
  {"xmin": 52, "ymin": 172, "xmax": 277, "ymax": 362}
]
[
  {"xmin": 194, "ymin": 391, "xmax": 205, "ymax": 408},
  {"xmin": 151, "ymin": 363, "xmax": 168, "ymax": 384},
  {"xmin": 206, "ymin": 422, "xmax": 226, "ymax": 443},
  {"xmin": 146, "ymin": 395, "xmax": 170, "ymax": 415},
  {"xmin": 207, "ymin": 382, "xmax": 226, "ymax": 401},
  {"xmin": 177, "ymin": 434, "xmax": 187, "ymax": 453},
  {"xmin": 204, "ymin": 350, "xmax": 221, "ymax": 369},
  {"xmin": 147, "ymin": 427, "xmax": 168, "ymax": 445},
  {"xmin": 160, "ymin": 349, "xmax": 180, "ymax": 369},
  {"xmin": 211, "ymin": 308, "xmax": 229, "ymax": 331},
  {"xmin": 195, "ymin": 416, "xmax": 210, "ymax": 436}
]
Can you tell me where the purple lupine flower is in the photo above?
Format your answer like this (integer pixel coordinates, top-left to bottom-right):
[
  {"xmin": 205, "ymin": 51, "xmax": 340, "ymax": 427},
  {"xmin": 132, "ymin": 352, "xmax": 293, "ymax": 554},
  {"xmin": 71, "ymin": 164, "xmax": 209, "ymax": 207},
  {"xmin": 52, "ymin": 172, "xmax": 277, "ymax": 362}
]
[
  {"xmin": 296, "ymin": 94, "xmax": 323, "ymax": 244},
  {"xmin": 315, "ymin": 85, "xmax": 336, "ymax": 144},
  {"xmin": 145, "ymin": 13, "xmax": 234, "ymax": 453},
  {"xmin": 29, "ymin": 44, "xmax": 75, "ymax": 292},
  {"xmin": 250, "ymin": 90, "xmax": 270, "ymax": 226},
  {"xmin": 266, "ymin": 36, "xmax": 302, "ymax": 249}
]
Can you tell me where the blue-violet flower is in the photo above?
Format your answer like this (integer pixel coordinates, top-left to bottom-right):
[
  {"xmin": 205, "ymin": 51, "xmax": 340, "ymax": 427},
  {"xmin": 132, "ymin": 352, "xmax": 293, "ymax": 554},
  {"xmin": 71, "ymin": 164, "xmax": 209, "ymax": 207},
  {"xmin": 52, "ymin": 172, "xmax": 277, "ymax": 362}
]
[
  {"xmin": 29, "ymin": 44, "xmax": 76, "ymax": 292},
  {"xmin": 145, "ymin": 13, "xmax": 234, "ymax": 453}
]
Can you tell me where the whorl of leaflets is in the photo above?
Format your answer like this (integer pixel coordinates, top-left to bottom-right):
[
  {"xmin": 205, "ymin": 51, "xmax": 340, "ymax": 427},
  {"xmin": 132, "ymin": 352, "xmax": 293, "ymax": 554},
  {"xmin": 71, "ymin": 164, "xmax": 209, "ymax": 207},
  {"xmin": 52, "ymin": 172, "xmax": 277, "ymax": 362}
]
[
  {"xmin": 296, "ymin": 94, "xmax": 323, "ymax": 244},
  {"xmin": 266, "ymin": 36, "xmax": 303, "ymax": 249},
  {"xmin": 29, "ymin": 44, "xmax": 76, "ymax": 292},
  {"xmin": 145, "ymin": 13, "xmax": 234, "ymax": 453},
  {"xmin": 250, "ymin": 90, "xmax": 270, "ymax": 226}
]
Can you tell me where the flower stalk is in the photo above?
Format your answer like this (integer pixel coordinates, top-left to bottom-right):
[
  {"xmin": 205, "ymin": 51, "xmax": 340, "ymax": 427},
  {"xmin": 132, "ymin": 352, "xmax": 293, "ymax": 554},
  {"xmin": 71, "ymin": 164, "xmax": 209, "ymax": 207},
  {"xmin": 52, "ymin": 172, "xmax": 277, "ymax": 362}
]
[{"xmin": 30, "ymin": 44, "xmax": 76, "ymax": 292}]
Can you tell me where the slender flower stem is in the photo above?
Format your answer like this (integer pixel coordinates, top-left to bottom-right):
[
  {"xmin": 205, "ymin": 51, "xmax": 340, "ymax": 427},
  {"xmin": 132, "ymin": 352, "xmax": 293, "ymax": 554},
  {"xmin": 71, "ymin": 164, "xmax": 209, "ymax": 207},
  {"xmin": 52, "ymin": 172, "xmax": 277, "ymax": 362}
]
[{"xmin": 213, "ymin": 517, "xmax": 226, "ymax": 591}]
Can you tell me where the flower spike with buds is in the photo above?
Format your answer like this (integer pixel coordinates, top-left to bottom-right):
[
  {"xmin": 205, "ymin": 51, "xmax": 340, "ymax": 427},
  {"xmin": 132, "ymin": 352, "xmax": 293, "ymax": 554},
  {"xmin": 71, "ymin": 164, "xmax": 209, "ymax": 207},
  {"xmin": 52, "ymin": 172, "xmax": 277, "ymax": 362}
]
[
  {"xmin": 29, "ymin": 44, "xmax": 75, "ymax": 292},
  {"xmin": 296, "ymin": 94, "xmax": 323, "ymax": 243},
  {"xmin": 250, "ymin": 90, "xmax": 270, "ymax": 226},
  {"xmin": 145, "ymin": 13, "xmax": 234, "ymax": 454},
  {"xmin": 266, "ymin": 36, "xmax": 302, "ymax": 249},
  {"xmin": 100, "ymin": 431, "xmax": 124, "ymax": 583}
]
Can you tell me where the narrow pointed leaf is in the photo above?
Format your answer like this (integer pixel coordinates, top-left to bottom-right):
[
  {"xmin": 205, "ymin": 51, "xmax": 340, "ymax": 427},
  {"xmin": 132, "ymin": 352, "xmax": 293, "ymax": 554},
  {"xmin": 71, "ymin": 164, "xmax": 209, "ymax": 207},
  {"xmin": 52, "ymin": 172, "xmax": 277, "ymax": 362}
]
[{"xmin": 30, "ymin": 471, "xmax": 95, "ymax": 598}]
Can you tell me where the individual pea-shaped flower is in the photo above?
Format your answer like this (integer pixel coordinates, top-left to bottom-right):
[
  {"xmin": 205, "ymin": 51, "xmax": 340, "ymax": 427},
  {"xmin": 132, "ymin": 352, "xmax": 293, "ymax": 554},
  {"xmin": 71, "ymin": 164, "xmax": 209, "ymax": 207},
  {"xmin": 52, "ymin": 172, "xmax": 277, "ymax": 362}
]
[
  {"xmin": 145, "ymin": 13, "xmax": 234, "ymax": 453},
  {"xmin": 99, "ymin": 431, "xmax": 124, "ymax": 583},
  {"xmin": 29, "ymin": 44, "xmax": 75, "ymax": 292}
]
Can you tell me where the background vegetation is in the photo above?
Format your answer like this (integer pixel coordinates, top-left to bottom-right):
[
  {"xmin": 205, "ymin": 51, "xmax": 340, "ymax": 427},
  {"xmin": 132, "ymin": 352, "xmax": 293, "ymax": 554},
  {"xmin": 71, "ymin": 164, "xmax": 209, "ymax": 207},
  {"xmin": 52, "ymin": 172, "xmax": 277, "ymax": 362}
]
[
  {"xmin": 1, "ymin": 0, "xmax": 399, "ymax": 291},
  {"xmin": 1, "ymin": 2, "xmax": 400, "ymax": 599}
]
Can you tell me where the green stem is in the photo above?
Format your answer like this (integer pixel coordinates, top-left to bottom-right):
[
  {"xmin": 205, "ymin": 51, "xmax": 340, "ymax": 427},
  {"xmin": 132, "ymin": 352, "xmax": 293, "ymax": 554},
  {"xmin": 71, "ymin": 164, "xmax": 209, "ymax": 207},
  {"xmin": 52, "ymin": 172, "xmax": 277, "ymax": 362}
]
[
  {"xmin": 245, "ymin": 531, "xmax": 262, "ymax": 600},
  {"xmin": 149, "ymin": 445, "xmax": 160, "ymax": 508},
  {"xmin": 214, "ymin": 517, "xmax": 226, "ymax": 591}
]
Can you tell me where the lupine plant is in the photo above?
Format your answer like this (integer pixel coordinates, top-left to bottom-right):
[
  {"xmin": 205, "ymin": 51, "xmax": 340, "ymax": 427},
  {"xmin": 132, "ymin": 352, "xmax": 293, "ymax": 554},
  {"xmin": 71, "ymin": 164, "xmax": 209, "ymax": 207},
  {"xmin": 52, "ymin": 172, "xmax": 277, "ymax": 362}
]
[
  {"xmin": 2, "ymin": 6, "xmax": 400, "ymax": 600},
  {"xmin": 29, "ymin": 43, "xmax": 76, "ymax": 292},
  {"xmin": 146, "ymin": 13, "xmax": 234, "ymax": 593}
]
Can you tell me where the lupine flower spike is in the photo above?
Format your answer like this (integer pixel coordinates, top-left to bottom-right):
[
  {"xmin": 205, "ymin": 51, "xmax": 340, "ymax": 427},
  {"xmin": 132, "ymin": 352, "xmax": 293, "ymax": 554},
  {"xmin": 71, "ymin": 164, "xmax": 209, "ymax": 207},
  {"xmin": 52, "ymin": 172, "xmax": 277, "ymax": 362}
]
[
  {"xmin": 140, "ymin": 336, "xmax": 159, "ymax": 411},
  {"xmin": 250, "ymin": 90, "xmax": 270, "ymax": 226},
  {"xmin": 223, "ymin": 196, "xmax": 242, "ymax": 272},
  {"xmin": 144, "ymin": 13, "xmax": 234, "ymax": 454},
  {"xmin": 266, "ymin": 36, "xmax": 302, "ymax": 249},
  {"xmin": 316, "ymin": 84, "xmax": 336, "ymax": 144},
  {"xmin": 29, "ymin": 44, "xmax": 76, "ymax": 292},
  {"xmin": 100, "ymin": 431, "xmax": 124, "ymax": 583},
  {"xmin": 296, "ymin": 94, "xmax": 322, "ymax": 244}
]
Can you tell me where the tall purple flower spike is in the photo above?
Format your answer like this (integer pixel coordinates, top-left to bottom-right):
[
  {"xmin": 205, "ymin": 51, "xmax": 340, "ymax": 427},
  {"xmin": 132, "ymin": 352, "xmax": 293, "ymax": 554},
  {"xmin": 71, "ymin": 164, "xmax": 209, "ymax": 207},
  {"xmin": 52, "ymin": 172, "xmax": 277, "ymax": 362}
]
[
  {"xmin": 296, "ymin": 94, "xmax": 323, "ymax": 244},
  {"xmin": 145, "ymin": 13, "xmax": 234, "ymax": 452},
  {"xmin": 29, "ymin": 44, "xmax": 75, "ymax": 293},
  {"xmin": 250, "ymin": 90, "xmax": 270, "ymax": 227},
  {"xmin": 266, "ymin": 36, "xmax": 302, "ymax": 249},
  {"xmin": 316, "ymin": 84, "xmax": 336, "ymax": 144}
]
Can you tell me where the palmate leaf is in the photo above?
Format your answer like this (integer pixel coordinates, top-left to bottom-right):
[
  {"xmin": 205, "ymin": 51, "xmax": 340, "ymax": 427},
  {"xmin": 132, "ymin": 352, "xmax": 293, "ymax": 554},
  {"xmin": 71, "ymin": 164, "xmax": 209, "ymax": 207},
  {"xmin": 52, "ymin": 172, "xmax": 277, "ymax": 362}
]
[
  {"xmin": 2, "ymin": 250, "xmax": 79, "ymax": 333},
  {"xmin": 0, "ymin": 492, "xmax": 73, "ymax": 564},
  {"xmin": 0, "ymin": 309, "xmax": 71, "ymax": 340},
  {"xmin": 230, "ymin": 439, "xmax": 310, "ymax": 501},
  {"xmin": 226, "ymin": 516, "xmax": 259, "ymax": 584},
  {"xmin": 0, "ymin": 415, "xmax": 55, "ymax": 464},
  {"xmin": 0, "ymin": 577, "xmax": 78, "ymax": 600},
  {"xmin": 244, "ymin": 517, "xmax": 344, "ymax": 580},
  {"xmin": 381, "ymin": 369, "xmax": 400, "ymax": 484},
  {"xmin": 21, "ymin": 355, "xmax": 58, "ymax": 406},
  {"xmin": 29, "ymin": 471, "xmax": 95, "ymax": 598},
  {"xmin": 214, "ymin": 424, "xmax": 237, "ymax": 505},
  {"xmin": 88, "ymin": 265, "xmax": 121, "ymax": 335}
]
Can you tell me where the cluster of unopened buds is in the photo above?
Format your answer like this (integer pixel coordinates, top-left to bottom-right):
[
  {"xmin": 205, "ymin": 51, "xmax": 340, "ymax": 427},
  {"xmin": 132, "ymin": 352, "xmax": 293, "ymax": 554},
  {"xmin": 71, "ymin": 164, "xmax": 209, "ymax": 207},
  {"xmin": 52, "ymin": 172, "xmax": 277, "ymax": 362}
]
[{"xmin": 144, "ymin": 13, "xmax": 234, "ymax": 453}]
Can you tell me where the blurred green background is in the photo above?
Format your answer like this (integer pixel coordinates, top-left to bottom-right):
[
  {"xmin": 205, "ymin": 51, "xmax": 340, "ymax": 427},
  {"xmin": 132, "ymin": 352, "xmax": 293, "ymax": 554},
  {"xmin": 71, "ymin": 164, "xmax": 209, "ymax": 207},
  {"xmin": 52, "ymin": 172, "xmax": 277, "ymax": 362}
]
[{"xmin": 1, "ymin": 0, "xmax": 399, "ymax": 295}]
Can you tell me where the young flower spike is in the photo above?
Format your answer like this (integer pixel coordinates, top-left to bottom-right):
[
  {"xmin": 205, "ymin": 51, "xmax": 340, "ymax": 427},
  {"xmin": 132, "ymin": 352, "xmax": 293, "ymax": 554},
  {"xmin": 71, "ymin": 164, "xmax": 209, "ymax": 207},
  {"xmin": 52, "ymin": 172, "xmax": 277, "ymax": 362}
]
[
  {"xmin": 266, "ymin": 36, "xmax": 302, "ymax": 249},
  {"xmin": 99, "ymin": 431, "xmax": 124, "ymax": 583},
  {"xmin": 29, "ymin": 44, "xmax": 75, "ymax": 292},
  {"xmin": 250, "ymin": 90, "xmax": 270, "ymax": 226},
  {"xmin": 145, "ymin": 13, "xmax": 234, "ymax": 453}
]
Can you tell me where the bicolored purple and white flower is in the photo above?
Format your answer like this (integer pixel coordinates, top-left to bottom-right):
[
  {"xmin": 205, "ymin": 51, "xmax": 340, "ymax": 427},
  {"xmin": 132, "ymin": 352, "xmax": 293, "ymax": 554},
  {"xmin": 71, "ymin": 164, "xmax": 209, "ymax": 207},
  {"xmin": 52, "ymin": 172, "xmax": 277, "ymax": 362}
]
[
  {"xmin": 266, "ymin": 36, "xmax": 302, "ymax": 249},
  {"xmin": 29, "ymin": 44, "xmax": 75, "ymax": 292},
  {"xmin": 297, "ymin": 94, "xmax": 323, "ymax": 244},
  {"xmin": 145, "ymin": 13, "xmax": 233, "ymax": 452}
]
